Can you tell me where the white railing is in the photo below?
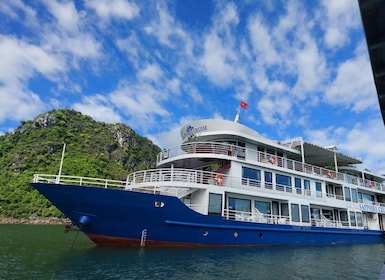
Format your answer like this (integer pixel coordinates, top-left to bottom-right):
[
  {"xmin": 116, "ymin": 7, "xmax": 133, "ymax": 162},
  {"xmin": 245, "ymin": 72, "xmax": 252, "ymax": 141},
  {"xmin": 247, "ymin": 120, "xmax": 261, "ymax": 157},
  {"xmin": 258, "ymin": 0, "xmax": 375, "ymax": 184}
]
[
  {"xmin": 224, "ymin": 209, "xmax": 290, "ymax": 225},
  {"xmin": 157, "ymin": 141, "xmax": 384, "ymax": 191},
  {"xmin": 34, "ymin": 168, "xmax": 385, "ymax": 208},
  {"xmin": 34, "ymin": 172, "xmax": 377, "ymax": 229},
  {"xmin": 222, "ymin": 209, "xmax": 368, "ymax": 229},
  {"xmin": 33, "ymin": 174, "xmax": 127, "ymax": 188}
]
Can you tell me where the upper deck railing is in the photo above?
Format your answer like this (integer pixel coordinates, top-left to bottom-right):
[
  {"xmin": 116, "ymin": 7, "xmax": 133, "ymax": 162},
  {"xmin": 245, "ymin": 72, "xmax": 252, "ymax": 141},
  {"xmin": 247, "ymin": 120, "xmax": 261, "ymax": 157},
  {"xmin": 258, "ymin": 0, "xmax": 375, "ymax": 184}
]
[
  {"xmin": 32, "ymin": 172, "xmax": 374, "ymax": 229},
  {"xmin": 157, "ymin": 141, "xmax": 384, "ymax": 191},
  {"xmin": 33, "ymin": 169, "xmax": 385, "ymax": 209}
]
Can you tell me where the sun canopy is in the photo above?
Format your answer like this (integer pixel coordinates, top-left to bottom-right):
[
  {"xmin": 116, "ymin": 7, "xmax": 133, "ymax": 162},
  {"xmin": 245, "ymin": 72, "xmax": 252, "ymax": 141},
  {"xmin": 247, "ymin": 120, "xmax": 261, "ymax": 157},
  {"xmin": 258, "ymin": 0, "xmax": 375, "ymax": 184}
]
[{"xmin": 300, "ymin": 142, "xmax": 362, "ymax": 167}]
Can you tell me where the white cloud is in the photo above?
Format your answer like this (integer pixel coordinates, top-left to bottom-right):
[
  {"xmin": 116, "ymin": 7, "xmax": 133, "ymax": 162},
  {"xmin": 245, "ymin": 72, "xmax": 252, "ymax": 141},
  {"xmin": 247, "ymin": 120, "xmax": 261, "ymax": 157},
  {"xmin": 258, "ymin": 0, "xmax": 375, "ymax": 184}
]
[
  {"xmin": 149, "ymin": 115, "xmax": 202, "ymax": 148},
  {"xmin": 40, "ymin": 1, "xmax": 101, "ymax": 62},
  {"xmin": 292, "ymin": 37, "xmax": 327, "ymax": 96},
  {"xmin": 43, "ymin": 0, "xmax": 80, "ymax": 33},
  {"xmin": 137, "ymin": 64, "xmax": 164, "ymax": 83},
  {"xmin": 0, "ymin": 0, "xmax": 38, "ymax": 26},
  {"xmin": 73, "ymin": 94, "xmax": 122, "ymax": 124},
  {"xmin": 166, "ymin": 78, "xmax": 181, "ymax": 95},
  {"xmin": 116, "ymin": 33, "xmax": 141, "ymax": 67},
  {"xmin": 248, "ymin": 14, "xmax": 280, "ymax": 67},
  {"xmin": 85, "ymin": 0, "xmax": 139, "ymax": 21},
  {"xmin": 0, "ymin": 35, "xmax": 64, "ymax": 84},
  {"xmin": 257, "ymin": 94, "xmax": 292, "ymax": 126},
  {"xmin": 320, "ymin": 0, "xmax": 361, "ymax": 48},
  {"xmin": 0, "ymin": 84, "xmax": 46, "ymax": 124},
  {"xmin": 144, "ymin": 3, "xmax": 190, "ymax": 51},
  {"xmin": 109, "ymin": 81, "xmax": 170, "ymax": 130},
  {"xmin": 215, "ymin": 2, "xmax": 239, "ymax": 31},
  {"xmin": 0, "ymin": 35, "xmax": 63, "ymax": 124},
  {"xmin": 183, "ymin": 84, "xmax": 202, "ymax": 104},
  {"xmin": 325, "ymin": 46, "xmax": 377, "ymax": 112},
  {"xmin": 199, "ymin": 32, "xmax": 236, "ymax": 86}
]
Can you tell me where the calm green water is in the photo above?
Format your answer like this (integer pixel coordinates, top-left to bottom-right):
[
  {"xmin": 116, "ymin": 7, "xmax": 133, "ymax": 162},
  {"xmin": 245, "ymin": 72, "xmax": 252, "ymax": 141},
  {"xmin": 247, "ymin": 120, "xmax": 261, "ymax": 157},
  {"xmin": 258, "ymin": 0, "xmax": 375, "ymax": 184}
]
[{"xmin": 1, "ymin": 224, "xmax": 385, "ymax": 279}]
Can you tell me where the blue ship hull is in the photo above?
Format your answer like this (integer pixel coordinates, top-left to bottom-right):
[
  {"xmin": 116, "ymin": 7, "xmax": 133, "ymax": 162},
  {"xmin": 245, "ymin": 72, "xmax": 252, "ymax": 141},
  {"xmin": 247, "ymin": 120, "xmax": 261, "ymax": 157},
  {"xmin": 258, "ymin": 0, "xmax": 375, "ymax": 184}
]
[{"xmin": 31, "ymin": 182, "xmax": 385, "ymax": 247}]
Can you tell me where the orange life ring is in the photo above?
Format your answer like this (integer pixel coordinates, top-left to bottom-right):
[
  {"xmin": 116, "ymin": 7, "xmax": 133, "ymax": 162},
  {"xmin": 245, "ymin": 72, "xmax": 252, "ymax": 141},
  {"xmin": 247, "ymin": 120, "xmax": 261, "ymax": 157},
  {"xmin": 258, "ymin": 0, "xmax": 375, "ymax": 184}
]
[
  {"xmin": 327, "ymin": 171, "xmax": 334, "ymax": 178},
  {"xmin": 215, "ymin": 173, "xmax": 224, "ymax": 185},
  {"xmin": 269, "ymin": 155, "xmax": 276, "ymax": 164}
]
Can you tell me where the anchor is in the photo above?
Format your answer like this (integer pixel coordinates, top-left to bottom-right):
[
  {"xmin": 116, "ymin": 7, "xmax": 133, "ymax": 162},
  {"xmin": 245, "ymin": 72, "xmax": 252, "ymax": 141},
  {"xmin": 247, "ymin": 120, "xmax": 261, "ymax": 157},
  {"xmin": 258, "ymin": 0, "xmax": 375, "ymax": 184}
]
[{"xmin": 64, "ymin": 215, "xmax": 91, "ymax": 248}]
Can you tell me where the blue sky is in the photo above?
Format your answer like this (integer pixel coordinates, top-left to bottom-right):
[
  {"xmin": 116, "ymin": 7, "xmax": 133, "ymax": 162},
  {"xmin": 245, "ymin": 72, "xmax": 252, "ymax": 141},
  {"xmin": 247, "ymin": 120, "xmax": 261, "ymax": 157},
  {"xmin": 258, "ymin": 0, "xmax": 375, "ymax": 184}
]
[{"xmin": 1, "ymin": 0, "xmax": 385, "ymax": 174}]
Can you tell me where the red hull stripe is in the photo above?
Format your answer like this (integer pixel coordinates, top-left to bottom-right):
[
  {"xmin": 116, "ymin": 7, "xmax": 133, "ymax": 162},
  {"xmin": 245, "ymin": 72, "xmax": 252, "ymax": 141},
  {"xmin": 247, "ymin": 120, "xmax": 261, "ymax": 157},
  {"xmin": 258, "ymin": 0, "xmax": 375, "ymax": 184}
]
[
  {"xmin": 87, "ymin": 233, "xmax": 205, "ymax": 247},
  {"xmin": 86, "ymin": 233, "xmax": 258, "ymax": 248}
]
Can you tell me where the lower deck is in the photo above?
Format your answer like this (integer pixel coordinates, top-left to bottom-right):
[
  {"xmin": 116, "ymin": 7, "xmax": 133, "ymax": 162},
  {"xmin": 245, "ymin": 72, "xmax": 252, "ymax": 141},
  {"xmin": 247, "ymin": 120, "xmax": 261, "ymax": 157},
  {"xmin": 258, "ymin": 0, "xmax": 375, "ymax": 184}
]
[{"xmin": 188, "ymin": 190, "xmax": 382, "ymax": 231}]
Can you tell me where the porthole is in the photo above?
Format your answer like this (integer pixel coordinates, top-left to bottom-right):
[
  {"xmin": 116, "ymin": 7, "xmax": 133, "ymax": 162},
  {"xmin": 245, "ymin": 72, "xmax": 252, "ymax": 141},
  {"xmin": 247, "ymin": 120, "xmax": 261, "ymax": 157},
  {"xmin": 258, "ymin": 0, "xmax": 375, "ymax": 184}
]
[
  {"xmin": 154, "ymin": 201, "xmax": 165, "ymax": 208},
  {"xmin": 234, "ymin": 232, "xmax": 238, "ymax": 237},
  {"xmin": 203, "ymin": 231, "xmax": 209, "ymax": 236}
]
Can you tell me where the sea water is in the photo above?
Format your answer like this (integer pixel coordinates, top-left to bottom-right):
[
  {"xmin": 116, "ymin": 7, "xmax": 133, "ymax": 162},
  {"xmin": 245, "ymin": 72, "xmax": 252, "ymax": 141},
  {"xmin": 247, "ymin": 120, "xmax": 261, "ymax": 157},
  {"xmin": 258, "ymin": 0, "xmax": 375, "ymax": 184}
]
[{"xmin": 1, "ymin": 224, "xmax": 384, "ymax": 280}]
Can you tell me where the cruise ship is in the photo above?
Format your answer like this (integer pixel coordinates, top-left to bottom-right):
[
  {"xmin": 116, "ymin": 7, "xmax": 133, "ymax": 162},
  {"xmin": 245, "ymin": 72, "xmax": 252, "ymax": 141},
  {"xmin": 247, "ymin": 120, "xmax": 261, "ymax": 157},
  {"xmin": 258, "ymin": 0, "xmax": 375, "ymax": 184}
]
[{"xmin": 31, "ymin": 115, "xmax": 385, "ymax": 246}]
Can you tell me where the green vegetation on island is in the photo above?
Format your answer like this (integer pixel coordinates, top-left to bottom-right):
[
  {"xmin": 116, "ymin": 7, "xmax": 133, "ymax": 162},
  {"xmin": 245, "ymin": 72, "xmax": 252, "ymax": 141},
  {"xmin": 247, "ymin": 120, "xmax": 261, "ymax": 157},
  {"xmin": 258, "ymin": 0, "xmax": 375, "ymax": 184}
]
[{"xmin": 0, "ymin": 109, "xmax": 161, "ymax": 219}]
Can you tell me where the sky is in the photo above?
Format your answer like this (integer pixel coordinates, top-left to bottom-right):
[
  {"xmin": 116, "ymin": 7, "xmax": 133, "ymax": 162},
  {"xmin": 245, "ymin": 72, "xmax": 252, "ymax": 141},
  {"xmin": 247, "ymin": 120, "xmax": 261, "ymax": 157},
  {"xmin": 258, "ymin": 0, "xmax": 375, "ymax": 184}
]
[{"xmin": 1, "ymin": 0, "xmax": 385, "ymax": 175}]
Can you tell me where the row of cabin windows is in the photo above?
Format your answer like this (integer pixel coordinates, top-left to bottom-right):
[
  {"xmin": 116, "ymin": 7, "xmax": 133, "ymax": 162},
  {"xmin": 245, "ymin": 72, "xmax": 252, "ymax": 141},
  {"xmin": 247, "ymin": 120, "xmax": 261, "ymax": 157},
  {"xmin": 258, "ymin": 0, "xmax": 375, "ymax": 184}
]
[
  {"xmin": 344, "ymin": 186, "xmax": 374, "ymax": 203},
  {"xmin": 242, "ymin": 167, "xmax": 374, "ymax": 203},
  {"xmin": 220, "ymin": 195, "xmax": 364, "ymax": 227},
  {"xmin": 243, "ymin": 166, "xmax": 313, "ymax": 195}
]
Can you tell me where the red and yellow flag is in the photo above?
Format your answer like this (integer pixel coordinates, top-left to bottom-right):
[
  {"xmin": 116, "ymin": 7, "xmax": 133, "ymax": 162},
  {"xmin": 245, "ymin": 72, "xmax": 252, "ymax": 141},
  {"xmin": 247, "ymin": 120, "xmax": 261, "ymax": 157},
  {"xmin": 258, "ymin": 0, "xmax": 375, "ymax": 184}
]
[{"xmin": 240, "ymin": 100, "xmax": 248, "ymax": 109}]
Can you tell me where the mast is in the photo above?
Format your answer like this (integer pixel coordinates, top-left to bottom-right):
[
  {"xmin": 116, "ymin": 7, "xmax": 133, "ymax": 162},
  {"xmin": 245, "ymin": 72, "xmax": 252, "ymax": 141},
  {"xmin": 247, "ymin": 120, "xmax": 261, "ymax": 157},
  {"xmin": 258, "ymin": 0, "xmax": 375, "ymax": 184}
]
[
  {"xmin": 234, "ymin": 111, "xmax": 240, "ymax": 123},
  {"xmin": 56, "ymin": 142, "xmax": 66, "ymax": 184}
]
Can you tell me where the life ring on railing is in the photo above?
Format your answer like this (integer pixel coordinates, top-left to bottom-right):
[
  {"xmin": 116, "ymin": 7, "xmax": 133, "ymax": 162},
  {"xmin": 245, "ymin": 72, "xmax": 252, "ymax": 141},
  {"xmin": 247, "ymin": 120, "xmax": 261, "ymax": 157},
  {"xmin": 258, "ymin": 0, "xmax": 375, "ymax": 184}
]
[
  {"xmin": 215, "ymin": 173, "xmax": 224, "ymax": 185},
  {"xmin": 269, "ymin": 155, "xmax": 277, "ymax": 164},
  {"xmin": 327, "ymin": 171, "xmax": 334, "ymax": 178}
]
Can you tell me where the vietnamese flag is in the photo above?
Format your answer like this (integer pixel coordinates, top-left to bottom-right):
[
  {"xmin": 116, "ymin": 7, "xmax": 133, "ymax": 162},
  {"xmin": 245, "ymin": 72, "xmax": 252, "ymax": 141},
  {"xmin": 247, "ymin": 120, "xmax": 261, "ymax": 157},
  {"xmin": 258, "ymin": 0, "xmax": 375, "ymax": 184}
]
[{"xmin": 240, "ymin": 100, "xmax": 248, "ymax": 109}]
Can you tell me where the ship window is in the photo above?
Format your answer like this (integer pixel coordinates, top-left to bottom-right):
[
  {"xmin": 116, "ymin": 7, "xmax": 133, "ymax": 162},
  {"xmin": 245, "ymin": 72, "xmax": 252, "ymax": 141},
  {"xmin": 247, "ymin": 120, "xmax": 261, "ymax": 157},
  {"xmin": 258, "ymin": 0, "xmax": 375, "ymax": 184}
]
[
  {"xmin": 335, "ymin": 186, "xmax": 344, "ymax": 200},
  {"xmin": 208, "ymin": 193, "xmax": 222, "ymax": 216},
  {"xmin": 291, "ymin": 204, "xmax": 300, "ymax": 222},
  {"xmin": 301, "ymin": 205, "xmax": 310, "ymax": 222},
  {"xmin": 351, "ymin": 189, "xmax": 358, "ymax": 203},
  {"xmin": 322, "ymin": 209, "xmax": 333, "ymax": 220},
  {"xmin": 358, "ymin": 192, "xmax": 363, "ymax": 203},
  {"xmin": 311, "ymin": 208, "xmax": 320, "ymax": 224},
  {"xmin": 294, "ymin": 178, "xmax": 302, "ymax": 194},
  {"xmin": 236, "ymin": 142, "xmax": 246, "ymax": 159},
  {"xmin": 255, "ymin": 201, "xmax": 271, "ymax": 215},
  {"xmin": 228, "ymin": 197, "xmax": 251, "ymax": 213},
  {"xmin": 340, "ymin": 211, "xmax": 349, "ymax": 226},
  {"xmin": 356, "ymin": 212, "xmax": 363, "ymax": 226},
  {"xmin": 344, "ymin": 187, "xmax": 351, "ymax": 201},
  {"xmin": 264, "ymin": 171, "xmax": 272, "ymax": 189},
  {"xmin": 304, "ymin": 180, "xmax": 311, "ymax": 196},
  {"xmin": 315, "ymin": 182, "xmax": 322, "ymax": 197},
  {"xmin": 242, "ymin": 167, "xmax": 261, "ymax": 187},
  {"xmin": 276, "ymin": 174, "xmax": 291, "ymax": 192},
  {"xmin": 363, "ymin": 193, "xmax": 374, "ymax": 202},
  {"xmin": 350, "ymin": 211, "xmax": 356, "ymax": 226},
  {"xmin": 281, "ymin": 203, "xmax": 289, "ymax": 218}
]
